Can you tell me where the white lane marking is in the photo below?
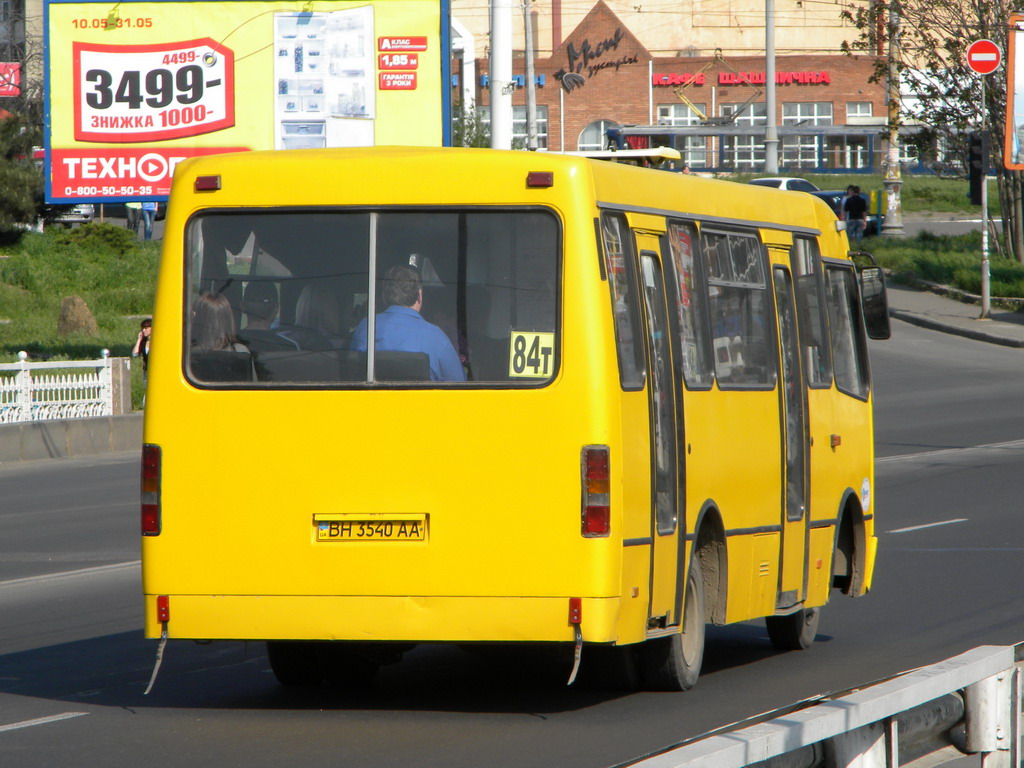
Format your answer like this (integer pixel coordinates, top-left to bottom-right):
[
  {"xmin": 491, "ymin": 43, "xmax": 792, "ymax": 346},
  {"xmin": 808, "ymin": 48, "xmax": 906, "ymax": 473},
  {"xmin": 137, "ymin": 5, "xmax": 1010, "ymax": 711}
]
[
  {"xmin": 0, "ymin": 712, "xmax": 88, "ymax": 733},
  {"xmin": 877, "ymin": 438, "xmax": 1024, "ymax": 464},
  {"xmin": 888, "ymin": 519, "xmax": 968, "ymax": 534},
  {"xmin": 0, "ymin": 560, "xmax": 140, "ymax": 589}
]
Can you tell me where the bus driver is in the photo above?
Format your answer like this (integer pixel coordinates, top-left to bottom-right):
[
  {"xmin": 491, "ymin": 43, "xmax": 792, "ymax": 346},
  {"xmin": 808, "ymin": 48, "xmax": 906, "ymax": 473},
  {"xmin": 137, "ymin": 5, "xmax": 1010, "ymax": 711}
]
[{"xmin": 352, "ymin": 265, "xmax": 466, "ymax": 382}]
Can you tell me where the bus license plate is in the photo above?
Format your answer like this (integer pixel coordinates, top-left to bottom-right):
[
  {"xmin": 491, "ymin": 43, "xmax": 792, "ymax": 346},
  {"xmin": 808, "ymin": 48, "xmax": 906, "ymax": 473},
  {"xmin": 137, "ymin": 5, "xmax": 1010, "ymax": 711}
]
[{"xmin": 316, "ymin": 517, "xmax": 425, "ymax": 542}]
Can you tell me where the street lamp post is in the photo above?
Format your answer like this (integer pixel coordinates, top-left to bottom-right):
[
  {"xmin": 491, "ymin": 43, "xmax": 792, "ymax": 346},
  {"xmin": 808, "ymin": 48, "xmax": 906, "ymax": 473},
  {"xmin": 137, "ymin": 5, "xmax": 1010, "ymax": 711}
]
[
  {"xmin": 764, "ymin": 0, "xmax": 779, "ymax": 173},
  {"xmin": 489, "ymin": 0, "xmax": 513, "ymax": 149},
  {"xmin": 523, "ymin": 1, "xmax": 538, "ymax": 150},
  {"xmin": 881, "ymin": 0, "xmax": 905, "ymax": 236}
]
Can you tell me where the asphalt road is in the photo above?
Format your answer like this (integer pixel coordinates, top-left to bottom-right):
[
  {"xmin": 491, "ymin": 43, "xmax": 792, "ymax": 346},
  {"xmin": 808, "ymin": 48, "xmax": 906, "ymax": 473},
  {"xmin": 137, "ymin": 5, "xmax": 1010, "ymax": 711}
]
[
  {"xmin": 1, "ymin": 319, "xmax": 1023, "ymax": 767},
  {"xmin": 899, "ymin": 216, "xmax": 995, "ymax": 238}
]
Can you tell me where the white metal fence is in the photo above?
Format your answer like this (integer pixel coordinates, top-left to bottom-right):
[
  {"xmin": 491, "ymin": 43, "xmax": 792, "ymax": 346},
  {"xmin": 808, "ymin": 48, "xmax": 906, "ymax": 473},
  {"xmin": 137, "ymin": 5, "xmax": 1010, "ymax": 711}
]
[
  {"xmin": 0, "ymin": 351, "xmax": 114, "ymax": 424},
  {"xmin": 630, "ymin": 644, "xmax": 1021, "ymax": 768}
]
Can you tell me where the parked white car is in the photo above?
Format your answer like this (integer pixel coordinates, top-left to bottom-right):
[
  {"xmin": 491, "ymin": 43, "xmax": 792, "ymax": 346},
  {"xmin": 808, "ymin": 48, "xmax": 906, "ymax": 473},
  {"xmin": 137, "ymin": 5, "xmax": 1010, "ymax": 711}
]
[{"xmin": 749, "ymin": 177, "xmax": 821, "ymax": 192}]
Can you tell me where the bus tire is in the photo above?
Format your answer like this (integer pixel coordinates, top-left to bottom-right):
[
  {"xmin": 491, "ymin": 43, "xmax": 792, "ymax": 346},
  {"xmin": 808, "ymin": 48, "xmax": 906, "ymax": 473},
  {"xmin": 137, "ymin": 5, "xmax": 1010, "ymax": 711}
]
[
  {"xmin": 322, "ymin": 643, "xmax": 381, "ymax": 687},
  {"xmin": 580, "ymin": 644, "xmax": 641, "ymax": 691},
  {"xmin": 266, "ymin": 641, "xmax": 324, "ymax": 686},
  {"xmin": 765, "ymin": 607, "xmax": 820, "ymax": 651},
  {"xmin": 638, "ymin": 556, "xmax": 705, "ymax": 691}
]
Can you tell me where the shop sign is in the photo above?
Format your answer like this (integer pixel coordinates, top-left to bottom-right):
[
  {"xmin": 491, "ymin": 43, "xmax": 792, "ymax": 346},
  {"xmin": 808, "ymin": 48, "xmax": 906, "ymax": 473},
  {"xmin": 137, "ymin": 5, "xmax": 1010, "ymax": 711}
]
[
  {"xmin": 478, "ymin": 74, "xmax": 546, "ymax": 88},
  {"xmin": 652, "ymin": 70, "xmax": 831, "ymax": 86},
  {"xmin": 555, "ymin": 26, "xmax": 640, "ymax": 87}
]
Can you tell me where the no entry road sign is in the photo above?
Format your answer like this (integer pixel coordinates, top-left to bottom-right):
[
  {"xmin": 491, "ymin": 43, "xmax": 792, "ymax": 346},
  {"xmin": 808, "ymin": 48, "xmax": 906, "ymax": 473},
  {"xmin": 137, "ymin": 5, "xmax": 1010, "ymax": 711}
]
[{"xmin": 967, "ymin": 39, "xmax": 1002, "ymax": 75}]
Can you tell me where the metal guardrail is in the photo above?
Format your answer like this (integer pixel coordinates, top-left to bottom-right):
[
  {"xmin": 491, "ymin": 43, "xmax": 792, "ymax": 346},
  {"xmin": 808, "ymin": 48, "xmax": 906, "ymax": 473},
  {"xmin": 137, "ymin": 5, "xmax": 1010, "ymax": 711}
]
[
  {"xmin": 0, "ymin": 350, "xmax": 115, "ymax": 423},
  {"xmin": 628, "ymin": 644, "xmax": 1021, "ymax": 768}
]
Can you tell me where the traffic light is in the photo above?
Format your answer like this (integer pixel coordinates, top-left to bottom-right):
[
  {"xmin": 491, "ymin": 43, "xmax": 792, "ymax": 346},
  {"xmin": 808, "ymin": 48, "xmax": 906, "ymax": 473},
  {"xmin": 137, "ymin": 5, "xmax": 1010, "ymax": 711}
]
[{"xmin": 968, "ymin": 131, "xmax": 990, "ymax": 206}]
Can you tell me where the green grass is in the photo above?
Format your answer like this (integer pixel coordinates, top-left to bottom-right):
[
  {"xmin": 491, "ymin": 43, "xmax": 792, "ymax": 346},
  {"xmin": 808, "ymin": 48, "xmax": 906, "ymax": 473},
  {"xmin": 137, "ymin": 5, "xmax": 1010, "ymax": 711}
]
[
  {"xmin": 0, "ymin": 222, "xmax": 160, "ymax": 408},
  {"xmin": 865, "ymin": 230, "xmax": 1024, "ymax": 299},
  {"xmin": 730, "ymin": 172, "xmax": 997, "ymax": 214}
]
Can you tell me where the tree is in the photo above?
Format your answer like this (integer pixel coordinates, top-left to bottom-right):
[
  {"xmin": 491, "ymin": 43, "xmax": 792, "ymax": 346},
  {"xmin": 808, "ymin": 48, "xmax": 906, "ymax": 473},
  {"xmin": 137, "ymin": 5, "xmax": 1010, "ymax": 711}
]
[
  {"xmin": 842, "ymin": 0, "xmax": 1024, "ymax": 260},
  {"xmin": 0, "ymin": 110, "xmax": 43, "ymax": 236},
  {"xmin": 451, "ymin": 99, "xmax": 491, "ymax": 148}
]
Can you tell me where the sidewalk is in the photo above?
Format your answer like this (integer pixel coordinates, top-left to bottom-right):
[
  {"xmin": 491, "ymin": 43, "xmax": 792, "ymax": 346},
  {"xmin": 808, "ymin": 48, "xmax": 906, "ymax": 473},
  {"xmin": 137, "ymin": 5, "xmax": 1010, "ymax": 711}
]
[{"xmin": 887, "ymin": 283, "xmax": 1024, "ymax": 348}]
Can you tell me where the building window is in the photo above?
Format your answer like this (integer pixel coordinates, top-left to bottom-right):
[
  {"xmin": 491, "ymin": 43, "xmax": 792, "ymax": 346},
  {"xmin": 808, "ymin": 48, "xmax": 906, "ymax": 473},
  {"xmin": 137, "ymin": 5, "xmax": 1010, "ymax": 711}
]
[
  {"xmin": 783, "ymin": 102, "xmax": 833, "ymax": 126},
  {"xmin": 823, "ymin": 135, "xmax": 871, "ymax": 170},
  {"xmin": 480, "ymin": 105, "xmax": 549, "ymax": 149},
  {"xmin": 782, "ymin": 102, "xmax": 832, "ymax": 168},
  {"xmin": 657, "ymin": 103, "xmax": 708, "ymax": 166},
  {"xmin": 720, "ymin": 102, "xmax": 767, "ymax": 170},
  {"xmin": 657, "ymin": 103, "xmax": 706, "ymax": 126},
  {"xmin": 578, "ymin": 119, "xmax": 620, "ymax": 152},
  {"xmin": 898, "ymin": 140, "xmax": 919, "ymax": 165},
  {"xmin": 513, "ymin": 105, "xmax": 548, "ymax": 149},
  {"xmin": 847, "ymin": 101, "xmax": 872, "ymax": 120}
]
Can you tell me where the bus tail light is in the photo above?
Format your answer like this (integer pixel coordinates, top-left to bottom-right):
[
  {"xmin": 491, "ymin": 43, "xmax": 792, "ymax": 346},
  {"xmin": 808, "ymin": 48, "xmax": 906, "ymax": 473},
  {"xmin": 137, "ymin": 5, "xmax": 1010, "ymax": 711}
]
[
  {"xmin": 527, "ymin": 171, "xmax": 554, "ymax": 188},
  {"xmin": 194, "ymin": 175, "xmax": 222, "ymax": 192},
  {"xmin": 582, "ymin": 445, "xmax": 611, "ymax": 536},
  {"xmin": 568, "ymin": 597, "xmax": 582, "ymax": 624},
  {"xmin": 142, "ymin": 443, "xmax": 162, "ymax": 536},
  {"xmin": 156, "ymin": 595, "xmax": 170, "ymax": 623}
]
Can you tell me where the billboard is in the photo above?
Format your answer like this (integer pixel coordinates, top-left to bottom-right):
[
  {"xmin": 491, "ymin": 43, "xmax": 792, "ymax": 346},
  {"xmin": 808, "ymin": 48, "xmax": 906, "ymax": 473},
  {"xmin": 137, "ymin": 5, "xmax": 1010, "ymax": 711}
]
[
  {"xmin": 1006, "ymin": 15, "xmax": 1024, "ymax": 169},
  {"xmin": 44, "ymin": 0, "xmax": 451, "ymax": 202},
  {"xmin": 0, "ymin": 63, "xmax": 20, "ymax": 97}
]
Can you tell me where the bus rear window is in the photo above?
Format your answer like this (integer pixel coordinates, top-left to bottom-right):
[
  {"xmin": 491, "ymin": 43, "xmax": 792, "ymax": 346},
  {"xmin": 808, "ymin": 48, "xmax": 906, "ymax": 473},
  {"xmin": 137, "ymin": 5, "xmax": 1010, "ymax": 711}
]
[{"xmin": 185, "ymin": 209, "xmax": 560, "ymax": 387}]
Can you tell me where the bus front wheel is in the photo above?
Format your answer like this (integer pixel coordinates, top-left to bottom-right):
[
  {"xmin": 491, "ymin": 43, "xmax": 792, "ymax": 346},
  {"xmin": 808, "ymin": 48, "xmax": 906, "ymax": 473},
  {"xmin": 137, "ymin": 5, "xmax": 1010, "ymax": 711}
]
[
  {"xmin": 638, "ymin": 556, "xmax": 706, "ymax": 691},
  {"xmin": 765, "ymin": 607, "xmax": 820, "ymax": 651}
]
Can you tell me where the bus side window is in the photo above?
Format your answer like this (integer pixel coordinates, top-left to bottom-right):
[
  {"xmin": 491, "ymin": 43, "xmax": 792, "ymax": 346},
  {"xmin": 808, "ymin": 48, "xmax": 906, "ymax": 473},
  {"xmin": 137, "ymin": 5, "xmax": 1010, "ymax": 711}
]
[
  {"xmin": 665, "ymin": 220, "xmax": 713, "ymax": 388},
  {"xmin": 825, "ymin": 266, "xmax": 870, "ymax": 399},
  {"xmin": 791, "ymin": 237, "xmax": 833, "ymax": 388},
  {"xmin": 601, "ymin": 213, "xmax": 646, "ymax": 390},
  {"xmin": 702, "ymin": 230, "xmax": 773, "ymax": 388}
]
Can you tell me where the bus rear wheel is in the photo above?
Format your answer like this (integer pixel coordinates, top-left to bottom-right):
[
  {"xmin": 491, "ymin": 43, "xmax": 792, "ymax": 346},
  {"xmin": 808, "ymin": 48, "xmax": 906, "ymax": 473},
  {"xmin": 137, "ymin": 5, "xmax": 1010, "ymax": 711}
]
[
  {"xmin": 765, "ymin": 607, "xmax": 820, "ymax": 651},
  {"xmin": 266, "ymin": 641, "xmax": 324, "ymax": 686},
  {"xmin": 638, "ymin": 556, "xmax": 705, "ymax": 691},
  {"xmin": 267, "ymin": 641, "xmax": 384, "ymax": 687}
]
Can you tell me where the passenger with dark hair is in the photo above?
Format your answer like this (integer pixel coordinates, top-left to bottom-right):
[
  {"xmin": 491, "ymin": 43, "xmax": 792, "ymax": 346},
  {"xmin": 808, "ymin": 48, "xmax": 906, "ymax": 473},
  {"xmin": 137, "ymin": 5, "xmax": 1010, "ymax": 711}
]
[
  {"xmin": 238, "ymin": 281, "xmax": 301, "ymax": 351},
  {"xmin": 351, "ymin": 265, "xmax": 465, "ymax": 382},
  {"xmin": 192, "ymin": 292, "xmax": 247, "ymax": 352},
  {"xmin": 241, "ymin": 280, "xmax": 279, "ymax": 330}
]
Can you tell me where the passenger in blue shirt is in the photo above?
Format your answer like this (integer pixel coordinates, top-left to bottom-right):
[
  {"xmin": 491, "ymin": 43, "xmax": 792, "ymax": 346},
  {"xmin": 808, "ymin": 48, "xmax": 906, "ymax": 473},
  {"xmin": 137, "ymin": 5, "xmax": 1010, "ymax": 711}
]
[{"xmin": 352, "ymin": 265, "xmax": 466, "ymax": 382}]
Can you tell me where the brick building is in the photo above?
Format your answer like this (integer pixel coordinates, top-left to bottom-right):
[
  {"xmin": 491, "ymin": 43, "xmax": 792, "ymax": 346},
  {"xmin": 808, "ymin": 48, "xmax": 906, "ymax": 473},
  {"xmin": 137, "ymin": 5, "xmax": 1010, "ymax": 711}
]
[{"xmin": 469, "ymin": 1, "xmax": 887, "ymax": 172}]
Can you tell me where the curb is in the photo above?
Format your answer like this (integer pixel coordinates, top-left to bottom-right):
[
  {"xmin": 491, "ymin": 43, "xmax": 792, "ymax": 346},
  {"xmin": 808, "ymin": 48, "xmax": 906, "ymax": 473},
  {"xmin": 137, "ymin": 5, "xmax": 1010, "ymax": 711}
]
[
  {"xmin": 889, "ymin": 309, "xmax": 1024, "ymax": 348},
  {"xmin": 0, "ymin": 413, "xmax": 143, "ymax": 463}
]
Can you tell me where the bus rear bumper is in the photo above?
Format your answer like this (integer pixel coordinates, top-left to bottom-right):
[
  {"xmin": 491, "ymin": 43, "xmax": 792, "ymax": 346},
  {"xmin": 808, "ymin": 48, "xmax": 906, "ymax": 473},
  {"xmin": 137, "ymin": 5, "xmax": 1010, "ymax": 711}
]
[{"xmin": 143, "ymin": 594, "xmax": 624, "ymax": 644}]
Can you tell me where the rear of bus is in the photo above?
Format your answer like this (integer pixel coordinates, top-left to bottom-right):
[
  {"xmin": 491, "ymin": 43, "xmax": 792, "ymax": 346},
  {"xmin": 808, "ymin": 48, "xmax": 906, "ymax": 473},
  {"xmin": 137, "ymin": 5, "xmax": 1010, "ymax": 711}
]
[{"xmin": 141, "ymin": 148, "xmax": 630, "ymax": 682}]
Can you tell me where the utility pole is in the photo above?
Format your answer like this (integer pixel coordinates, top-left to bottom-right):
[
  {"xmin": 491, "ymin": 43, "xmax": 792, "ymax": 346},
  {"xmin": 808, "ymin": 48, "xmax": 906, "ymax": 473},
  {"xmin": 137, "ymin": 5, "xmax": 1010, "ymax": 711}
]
[
  {"xmin": 523, "ymin": 0, "xmax": 538, "ymax": 150},
  {"xmin": 764, "ymin": 0, "xmax": 779, "ymax": 173},
  {"xmin": 881, "ymin": 0, "xmax": 904, "ymax": 236},
  {"xmin": 489, "ymin": 0, "xmax": 513, "ymax": 149}
]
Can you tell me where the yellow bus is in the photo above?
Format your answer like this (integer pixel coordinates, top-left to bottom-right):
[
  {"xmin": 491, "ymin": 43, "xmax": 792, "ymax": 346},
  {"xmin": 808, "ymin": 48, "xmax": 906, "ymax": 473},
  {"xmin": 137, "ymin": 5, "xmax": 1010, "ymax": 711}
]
[{"xmin": 141, "ymin": 147, "xmax": 890, "ymax": 691}]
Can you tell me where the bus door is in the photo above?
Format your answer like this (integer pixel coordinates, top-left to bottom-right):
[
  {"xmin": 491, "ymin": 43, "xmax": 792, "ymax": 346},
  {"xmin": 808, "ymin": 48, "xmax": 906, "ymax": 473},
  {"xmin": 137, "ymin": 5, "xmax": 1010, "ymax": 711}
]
[
  {"xmin": 635, "ymin": 233, "xmax": 681, "ymax": 627},
  {"xmin": 771, "ymin": 263, "xmax": 810, "ymax": 606}
]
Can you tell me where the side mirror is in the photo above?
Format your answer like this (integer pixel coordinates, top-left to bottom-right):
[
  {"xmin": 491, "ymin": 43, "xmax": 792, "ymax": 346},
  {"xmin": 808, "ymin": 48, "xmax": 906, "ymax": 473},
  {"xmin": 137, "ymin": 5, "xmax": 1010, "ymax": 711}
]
[{"xmin": 859, "ymin": 266, "xmax": 891, "ymax": 340}]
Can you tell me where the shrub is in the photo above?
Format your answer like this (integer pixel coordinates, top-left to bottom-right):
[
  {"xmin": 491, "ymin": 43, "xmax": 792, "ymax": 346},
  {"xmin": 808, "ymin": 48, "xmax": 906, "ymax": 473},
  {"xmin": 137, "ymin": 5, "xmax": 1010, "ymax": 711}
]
[
  {"xmin": 868, "ymin": 231, "xmax": 1024, "ymax": 299},
  {"xmin": 53, "ymin": 221, "xmax": 139, "ymax": 255}
]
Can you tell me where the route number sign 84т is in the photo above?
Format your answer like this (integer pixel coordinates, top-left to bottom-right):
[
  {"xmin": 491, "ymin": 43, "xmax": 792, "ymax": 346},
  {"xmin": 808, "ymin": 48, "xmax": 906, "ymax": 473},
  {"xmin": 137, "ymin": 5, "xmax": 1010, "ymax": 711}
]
[{"xmin": 73, "ymin": 38, "xmax": 235, "ymax": 143}]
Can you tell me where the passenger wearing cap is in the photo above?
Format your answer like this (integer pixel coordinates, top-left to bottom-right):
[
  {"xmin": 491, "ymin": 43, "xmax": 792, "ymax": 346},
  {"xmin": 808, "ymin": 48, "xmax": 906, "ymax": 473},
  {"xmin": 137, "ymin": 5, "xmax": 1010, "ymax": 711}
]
[{"xmin": 238, "ymin": 281, "xmax": 300, "ymax": 351}]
